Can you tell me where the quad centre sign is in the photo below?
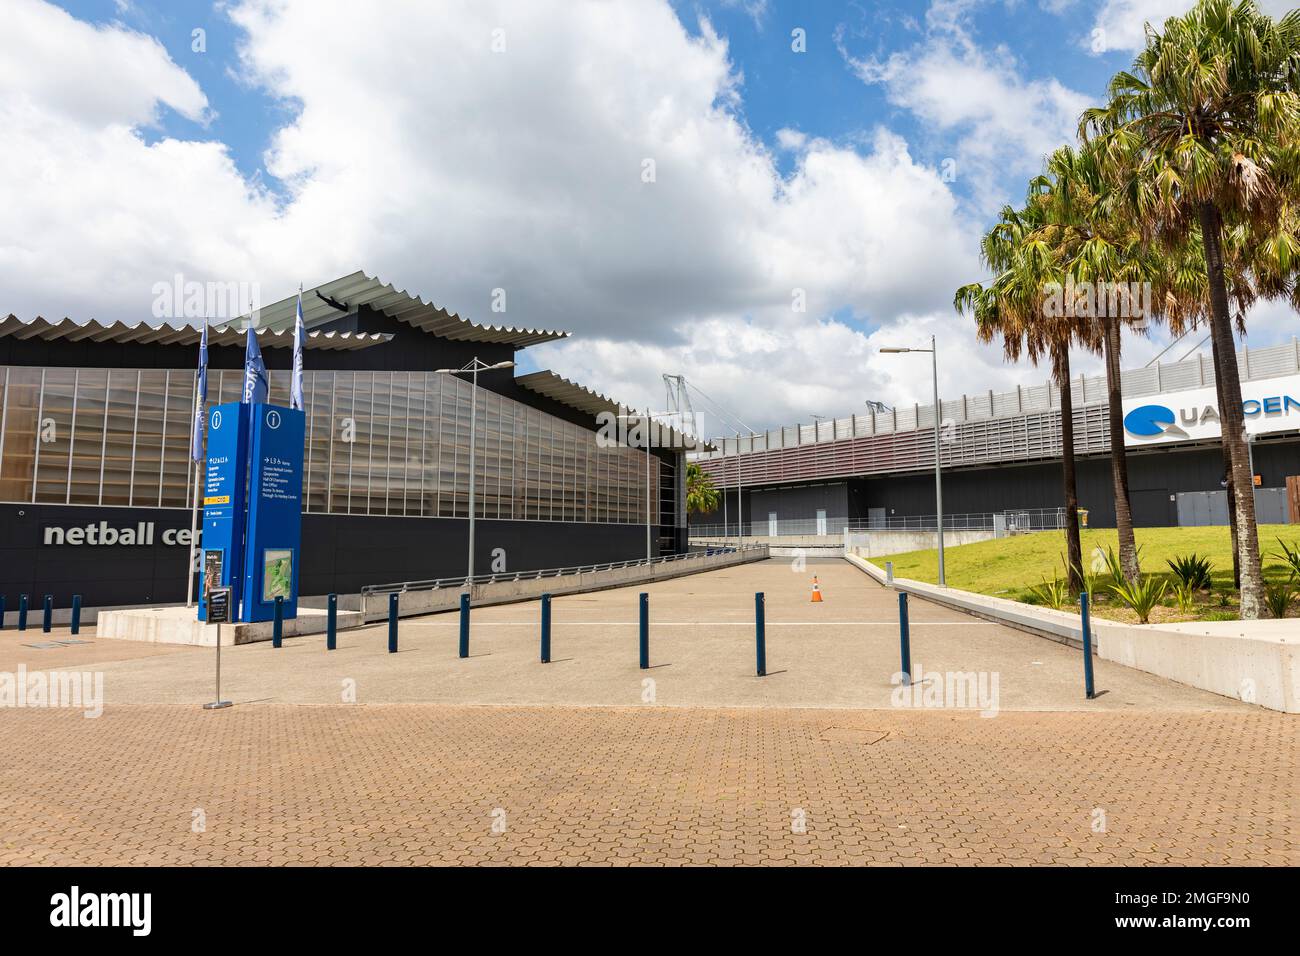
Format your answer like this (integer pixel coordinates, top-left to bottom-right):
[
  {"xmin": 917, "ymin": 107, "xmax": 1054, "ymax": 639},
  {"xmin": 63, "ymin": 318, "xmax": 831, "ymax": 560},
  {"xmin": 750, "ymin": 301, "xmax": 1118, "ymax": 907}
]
[{"xmin": 1122, "ymin": 374, "xmax": 1300, "ymax": 445}]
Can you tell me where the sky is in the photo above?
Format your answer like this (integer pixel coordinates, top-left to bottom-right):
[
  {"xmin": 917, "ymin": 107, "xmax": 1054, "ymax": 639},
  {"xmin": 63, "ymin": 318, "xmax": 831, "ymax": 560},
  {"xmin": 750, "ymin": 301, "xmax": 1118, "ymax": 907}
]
[{"xmin": 1, "ymin": 0, "xmax": 1296, "ymax": 436}]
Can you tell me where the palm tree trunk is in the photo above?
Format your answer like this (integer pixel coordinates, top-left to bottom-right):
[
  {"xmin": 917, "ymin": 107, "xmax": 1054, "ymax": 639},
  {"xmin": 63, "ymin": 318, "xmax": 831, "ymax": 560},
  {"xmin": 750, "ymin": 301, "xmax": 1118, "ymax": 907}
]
[
  {"xmin": 1199, "ymin": 202, "xmax": 1264, "ymax": 618},
  {"xmin": 1103, "ymin": 314, "xmax": 1140, "ymax": 582},
  {"xmin": 1055, "ymin": 346, "xmax": 1084, "ymax": 595},
  {"xmin": 1209, "ymin": 330, "xmax": 1241, "ymax": 589}
]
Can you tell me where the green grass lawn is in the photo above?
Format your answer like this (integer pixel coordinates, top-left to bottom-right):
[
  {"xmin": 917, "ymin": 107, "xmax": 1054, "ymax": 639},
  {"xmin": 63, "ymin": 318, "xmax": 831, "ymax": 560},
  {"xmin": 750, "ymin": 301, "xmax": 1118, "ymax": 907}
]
[{"xmin": 875, "ymin": 525, "xmax": 1300, "ymax": 623}]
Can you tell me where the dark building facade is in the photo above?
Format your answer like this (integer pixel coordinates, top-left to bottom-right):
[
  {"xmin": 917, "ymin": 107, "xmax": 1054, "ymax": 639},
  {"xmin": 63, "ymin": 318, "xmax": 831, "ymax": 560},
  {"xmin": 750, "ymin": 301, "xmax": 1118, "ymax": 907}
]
[{"xmin": 0, "ymin": 272, "xmax": 693, "ymax": 609}]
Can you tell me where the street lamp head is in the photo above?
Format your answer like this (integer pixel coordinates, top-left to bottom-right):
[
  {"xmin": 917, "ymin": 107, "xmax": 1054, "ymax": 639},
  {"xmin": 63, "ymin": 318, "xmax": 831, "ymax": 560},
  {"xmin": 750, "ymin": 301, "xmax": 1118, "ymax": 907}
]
[
  {"xmin": 489, "ymin": 360, "xmax": 515, "ymax": 370},
  {"xmin": 879, "ymin": 347, "xmax": 911, "ymax": 354}
]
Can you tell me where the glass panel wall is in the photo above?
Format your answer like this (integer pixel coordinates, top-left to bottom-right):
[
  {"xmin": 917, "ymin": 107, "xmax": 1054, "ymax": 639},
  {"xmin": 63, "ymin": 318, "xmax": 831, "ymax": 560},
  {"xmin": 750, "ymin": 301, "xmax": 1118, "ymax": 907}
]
[{"xmin": 0, "ymin": 365, "xmax": 664, "ymax": 524}]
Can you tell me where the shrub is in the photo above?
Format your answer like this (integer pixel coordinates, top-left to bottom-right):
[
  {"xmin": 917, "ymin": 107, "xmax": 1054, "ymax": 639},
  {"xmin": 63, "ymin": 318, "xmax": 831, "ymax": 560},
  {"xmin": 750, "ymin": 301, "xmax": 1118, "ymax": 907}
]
[
  {"xmin": 1171, "ymin": 581, "xmax": 1196, "ymax": 615},
  {"xmin": 1166, "ymin": 553, "xmax": 1213, "ymax": 591},
  {"xmin": 1272, "ymin": 538, "xmax": 1300, "ymax": 580},
  {"xmin": 1264, "ymin": 579, "xmax": 1296, "ymax": 620},
  {"xmin": 1107, "ymin": 575, "xmax": 1168, "ymax": 625},
  {"xmin": 1029, "ymin": 573, "xmax": 1070, "ymax": 610}
]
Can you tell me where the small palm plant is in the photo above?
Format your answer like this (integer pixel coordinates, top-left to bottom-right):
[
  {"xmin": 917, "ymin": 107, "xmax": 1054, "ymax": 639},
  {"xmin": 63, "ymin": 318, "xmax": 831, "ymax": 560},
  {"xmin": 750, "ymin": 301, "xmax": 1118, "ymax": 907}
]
[
  {"xmin": 1029, "ymin": 573, "xmax": 1071, "ymax": 610},
  {"xmin": 1107, "ymin": 572, "xmax": 1168, "ymax": 625},
  {"xmin": 1272, "ymin": 538, "xmax": 1300, "ymax": 579},
  {"xmin": 1166, "ymin": 553, "xmax": 1214, "ymax": 591},
  {"xmin": 1171, "ymin": 581, "xmax": 1197, "ymax": 615},
  {"xmin": 1264, "ymin": 579, "xmax": 1296, "ymax": 620}
]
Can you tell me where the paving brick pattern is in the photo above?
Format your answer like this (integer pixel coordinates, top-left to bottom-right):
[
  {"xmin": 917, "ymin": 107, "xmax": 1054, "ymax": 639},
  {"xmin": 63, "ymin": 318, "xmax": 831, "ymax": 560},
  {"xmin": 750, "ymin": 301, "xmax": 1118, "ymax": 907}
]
[{"xmin": 0, "ymin": 705, "xmax": 1293, "ymax": 866}]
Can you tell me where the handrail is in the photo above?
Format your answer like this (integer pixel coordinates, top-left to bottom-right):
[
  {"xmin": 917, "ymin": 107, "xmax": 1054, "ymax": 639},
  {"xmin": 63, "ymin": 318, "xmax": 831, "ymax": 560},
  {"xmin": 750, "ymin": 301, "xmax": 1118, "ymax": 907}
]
[{"xmin": 359, "ymin": 544, "xmax": 767, "ymax": 596}]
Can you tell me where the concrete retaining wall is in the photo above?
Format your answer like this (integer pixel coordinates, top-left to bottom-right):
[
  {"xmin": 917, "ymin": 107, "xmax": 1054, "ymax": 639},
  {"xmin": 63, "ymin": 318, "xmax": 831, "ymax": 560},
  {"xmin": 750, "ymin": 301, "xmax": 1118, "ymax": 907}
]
[
  {"xmin": 359, "ymin": 546, "xmax": 770, "ymax": 623},
  {"xmin": 843, "ymin": 529, "xmax": 996, "ymax": 558},
  {"xmin": 845, "ymin": 553, "xmax": 1297, "ymax": 713}
]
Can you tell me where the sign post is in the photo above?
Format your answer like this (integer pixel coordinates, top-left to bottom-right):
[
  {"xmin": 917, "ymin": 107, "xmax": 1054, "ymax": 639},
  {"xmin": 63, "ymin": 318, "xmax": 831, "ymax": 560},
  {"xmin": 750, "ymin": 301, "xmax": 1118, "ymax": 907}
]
[
  {"xmin": 199, "ymin": 403, "xmax": 249, "ymax": 622},
  {"xmin": 203, "ymin": 587, "xmax": 232, "ymax": 711},
  {"xmin": 240, "ymin": 404, "xmax": 305, "ymax": 623}
]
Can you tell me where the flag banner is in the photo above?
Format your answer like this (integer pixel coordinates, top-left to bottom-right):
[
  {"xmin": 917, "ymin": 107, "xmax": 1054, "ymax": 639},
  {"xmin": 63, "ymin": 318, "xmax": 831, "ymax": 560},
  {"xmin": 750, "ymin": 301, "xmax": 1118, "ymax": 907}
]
[
  {"xmin": 243, "ymin": 323, "xmax": 268, "ymax": 405},
  {"xmin": 190, "ymin": 320, "xmax": 208, "ymax": 462},
  {"xmin": 290, "ymin": 289, "xmax": 305, "ymax": 411}
]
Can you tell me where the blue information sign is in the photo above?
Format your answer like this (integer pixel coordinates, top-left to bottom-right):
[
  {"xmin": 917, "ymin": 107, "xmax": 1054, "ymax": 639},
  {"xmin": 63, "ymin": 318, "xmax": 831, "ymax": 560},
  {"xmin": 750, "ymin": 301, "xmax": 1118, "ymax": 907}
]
[
  {"xmin": 239, "ymin": 404, "xmax": 305, "ymax": 622},
  {"xmin": 198, "ymin": 402, "xmax": 249, "ymax": 622}
]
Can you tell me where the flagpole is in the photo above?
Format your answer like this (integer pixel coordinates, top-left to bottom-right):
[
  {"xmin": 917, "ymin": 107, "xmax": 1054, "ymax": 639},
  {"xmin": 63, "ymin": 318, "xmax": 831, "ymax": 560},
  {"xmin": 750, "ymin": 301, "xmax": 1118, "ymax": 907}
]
[
  {"xmin": 187, "ymin": 385, "xmax": 201, "ymax": 608},
  {"xmin": 186, "ymin": 316, "xmax": 207, "ymax": 608}
]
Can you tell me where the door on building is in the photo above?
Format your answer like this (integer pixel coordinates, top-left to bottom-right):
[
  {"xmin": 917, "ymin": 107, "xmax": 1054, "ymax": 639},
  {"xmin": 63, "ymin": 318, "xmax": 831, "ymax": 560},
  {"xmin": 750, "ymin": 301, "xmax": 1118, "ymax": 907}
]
[
  {"xmin": 1130, "ymin": 489, "xmax": 1176, "ymax": 527},
  {"xmin": 768, "ymin": 512, "xmax": 778, "ymax": 537},
  {"xmin": 816, "ymin": 509, "xmax": 827, "ymax": 536},
  {"xmin": 868, "ymin": 507, "xmax": 887, "ymax": 529}
]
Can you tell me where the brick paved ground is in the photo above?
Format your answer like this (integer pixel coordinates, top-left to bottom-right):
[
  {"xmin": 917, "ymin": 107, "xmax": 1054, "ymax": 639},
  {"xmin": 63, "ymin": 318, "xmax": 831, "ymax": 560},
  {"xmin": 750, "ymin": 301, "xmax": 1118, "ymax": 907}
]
[
  {"xmin": 1, "ymin": 559, "xmax": 1292, "ymax": 865},
  {"xmin": 0, "ymin": 705, "xmax": 1293, "ymax": 866}
]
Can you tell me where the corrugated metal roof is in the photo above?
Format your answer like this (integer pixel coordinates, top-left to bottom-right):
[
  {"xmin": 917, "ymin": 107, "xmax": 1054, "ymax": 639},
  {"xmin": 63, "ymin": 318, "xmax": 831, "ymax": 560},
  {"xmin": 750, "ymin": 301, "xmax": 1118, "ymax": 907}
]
[
  {"xmin": 516, "ymin": 370, "xmax": 712, "ymax": 452},
  {"xmin": 220, "ymin": 271, "xmax": 570, "ymax": 348},
  {"xmin": 0, "ymin": 315, "xmax": 392, "ymax": 351}
]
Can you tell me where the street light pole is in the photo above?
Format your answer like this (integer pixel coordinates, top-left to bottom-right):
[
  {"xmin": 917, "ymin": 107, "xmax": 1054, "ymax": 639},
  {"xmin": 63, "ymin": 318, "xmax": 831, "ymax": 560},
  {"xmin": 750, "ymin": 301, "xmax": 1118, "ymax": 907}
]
[
  {"xmin": 881, "ymin": 336, "xmax": 946, "ymax": 586},
  {"xmin": 435, "ymin": 357, "xmax": 515, "ymax": 585}
]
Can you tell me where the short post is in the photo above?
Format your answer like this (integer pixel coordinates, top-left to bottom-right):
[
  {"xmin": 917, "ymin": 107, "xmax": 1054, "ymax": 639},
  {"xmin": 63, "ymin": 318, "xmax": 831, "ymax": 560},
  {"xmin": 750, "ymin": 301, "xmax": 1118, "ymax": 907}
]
[
  {"xmin": 886, "ymin": 561, "xmax": 894, "ymax": 586},
  {"xmin": 388, "ymin": 592, "xmax": 399, "ymax": 654},
  {"xmin": 326, "ymin": 593, "xmax": 337, "ymax": 651},
  {"xmin": 18, "ymin": 594, "xmax": 29, "ymax": 632},
  {"xmin": 755, "ymin": 591, "xmax": 766, "ymax": 677},
  {"xmin": 1080, "ymin": 591, "xmax": 1096, "ymax": 700},
  {"xmin": 42, "ymin": 595, "xmax": 53, "ymax": 633},
  {"xmin": 272, "ymin": 595, "xmax": 284, "ymax": 648},
  {"xmin": 540, "ymin": 592, "xmax": 551, "ymax": 663},
  {"xmin": 0, "ymin": 594, "xmax": 6, "ymax": 630},
  {"xmin": 638, "ymin": 592, "xmax": 649, "ymax": 669},
  {"xmin": 458, "ymin": 592, "xmax": 470, "ymax": 659},
  {"xmin": 898, "ymin": 591, "xmax": 912, "ymax": 684},
  {"xmin": 71, "ymin": 595, "xmax": 82, "ymax": 635}
]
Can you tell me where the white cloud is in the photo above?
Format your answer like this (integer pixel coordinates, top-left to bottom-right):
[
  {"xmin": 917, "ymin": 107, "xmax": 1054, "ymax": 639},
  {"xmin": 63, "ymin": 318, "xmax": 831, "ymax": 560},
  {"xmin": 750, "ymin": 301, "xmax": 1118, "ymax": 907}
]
[
  {"xmin": 1088, "ymin": 0, "xmax": 1294, "ymax": 55},
  {"xmin": 45, "ymin": 0, "xmax": 1290, "ymax": 434},
  {"xmin": 841, "ymin": 8, "xmax": 1091, "ymax": 212}
]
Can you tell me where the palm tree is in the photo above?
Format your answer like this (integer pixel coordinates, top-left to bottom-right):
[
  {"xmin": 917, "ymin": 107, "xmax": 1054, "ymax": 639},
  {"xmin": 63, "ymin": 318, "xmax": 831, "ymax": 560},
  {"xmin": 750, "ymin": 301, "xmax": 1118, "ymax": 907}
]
[
  {"xmin": 1081, "ymin": 0, "xmax": 1300, "ymax": 617},
  {"xmin": 956, "ymin": 200, "xmax": 1089, "ymax": 594},
  {"xmin": 685, "ymin": 461, "xmax": 720, "ymax": 515}
]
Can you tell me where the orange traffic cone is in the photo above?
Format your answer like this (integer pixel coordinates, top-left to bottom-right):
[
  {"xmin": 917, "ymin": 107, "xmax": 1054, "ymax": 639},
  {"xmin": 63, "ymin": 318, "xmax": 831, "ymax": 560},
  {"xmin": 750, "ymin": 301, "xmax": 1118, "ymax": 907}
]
[{"xmin": 810, "ymin": 576, "xmax": 824, "ymax": 603}]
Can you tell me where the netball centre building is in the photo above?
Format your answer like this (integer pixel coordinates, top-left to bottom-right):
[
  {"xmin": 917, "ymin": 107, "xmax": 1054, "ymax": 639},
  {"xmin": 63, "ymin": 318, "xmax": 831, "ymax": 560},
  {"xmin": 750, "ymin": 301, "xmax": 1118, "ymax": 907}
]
[{"xmin": 0, "ymin": 272, "xmax": 695, "ymax": 611}]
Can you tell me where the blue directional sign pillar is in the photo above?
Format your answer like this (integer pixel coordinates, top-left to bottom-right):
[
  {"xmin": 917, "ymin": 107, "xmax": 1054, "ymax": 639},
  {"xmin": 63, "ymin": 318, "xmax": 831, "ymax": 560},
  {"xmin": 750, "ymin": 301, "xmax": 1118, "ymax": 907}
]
[
  {"xmin": 198, "ymin": 402, "xmax": 249, "ymax": 622},
  {"xmin": 239, "ymin": 404, "xmax": 305, "ymax": 623}
]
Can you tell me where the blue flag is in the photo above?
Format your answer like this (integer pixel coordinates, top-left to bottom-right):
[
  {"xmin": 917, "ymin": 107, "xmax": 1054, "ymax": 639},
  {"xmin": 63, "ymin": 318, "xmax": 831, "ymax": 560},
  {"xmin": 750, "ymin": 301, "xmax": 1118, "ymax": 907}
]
[
  {"xmin": 243, "ymin": 323, "xmax": 268, "ymax": 405},
  {"xmin": 190, "ymin": 319, "xmax": 208, "ymax": 462},
  {"xmin": 289, "ymin": 288, "xmax": 305, "ymax": 411}
]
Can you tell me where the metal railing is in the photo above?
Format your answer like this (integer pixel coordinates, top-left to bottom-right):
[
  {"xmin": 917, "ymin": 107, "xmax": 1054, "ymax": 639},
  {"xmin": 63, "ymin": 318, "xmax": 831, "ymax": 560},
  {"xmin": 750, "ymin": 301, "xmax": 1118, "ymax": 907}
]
[
  {"xmin": 688, "ymin": 508, "xmax": 1069, "ymax": 537},
  {"xmin": 360, "ymin": 545, "xmax": 766, "ymax": 596}
]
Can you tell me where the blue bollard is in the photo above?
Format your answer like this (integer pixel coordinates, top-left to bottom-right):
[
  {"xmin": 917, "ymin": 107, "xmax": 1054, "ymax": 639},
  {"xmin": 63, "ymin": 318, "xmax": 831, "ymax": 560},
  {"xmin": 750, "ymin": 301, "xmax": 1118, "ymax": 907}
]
[
  {"xmin": 388, "ymin": 592, "xmax": 399, "ymax": 654},
  {"xmin": 18, "ymin": 594, "xmax": 29, "ymax": 632},
  {"xmin": 327, "ymin": 593, "xmax": 337, "ymax": 651},
  {"xmin": 272, "ymin": 595, "xmax": 284, "ymax": 648},
  {"xmin": 71, "ymin": 595, "xmax": 81, "ymax": 636},
  {"xmin": 0, "ymin": 594, "xmax": 6, "ymax": 630},
  {"xmin": 540, "ymin": 592, "xmax": 551, "ymax": 663},
  {"xmin": 898, "ymin": 592, "xmax": 912, "ymax": 684},
  {"xmin": 42, "ymin": 595, "xmax": 53, "ymax": 633},
  {"xmin": 458, "ymin": 592, "xmax": 470, "ymax": 658},
  {"xmin": 1080, "ymin": 592, "xmax": 1096, "ymax": 700},
  {"xmin": 755, "ymin": 591, "xmax": 766, "ymax": 677},
  {"xmin": 638, "ymin": 592, "xmax": 649, "ymax": 669}
]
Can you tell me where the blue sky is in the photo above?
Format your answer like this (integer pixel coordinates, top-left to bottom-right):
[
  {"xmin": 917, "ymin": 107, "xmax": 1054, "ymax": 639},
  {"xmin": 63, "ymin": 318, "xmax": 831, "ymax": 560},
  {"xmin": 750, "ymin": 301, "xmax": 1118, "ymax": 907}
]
[
  {"xmin": 62, "ymin": 0, "xmax": 1140, "ymax": 220},
  {"xmin": 5, "ymin": 0, "xmax": 1294, "ymax": 430}
]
